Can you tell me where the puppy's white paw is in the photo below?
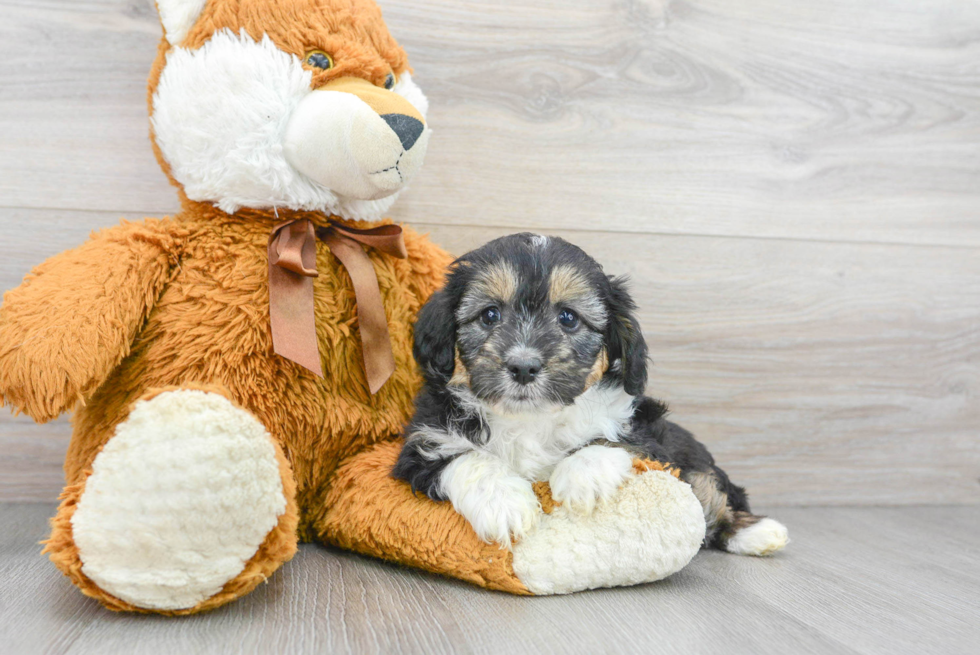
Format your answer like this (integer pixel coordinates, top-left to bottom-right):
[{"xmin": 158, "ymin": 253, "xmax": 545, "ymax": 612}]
[
  {"xmin": 550, "ymin": 445, "xmax": 634, "ymax": 515},
  {"xmin": 726, "ymin": 518, "xmax": 790, "ymax": 556},
  {"xmin": 440, "ymin": 452, "xmax": 541, "ymax": 548}
]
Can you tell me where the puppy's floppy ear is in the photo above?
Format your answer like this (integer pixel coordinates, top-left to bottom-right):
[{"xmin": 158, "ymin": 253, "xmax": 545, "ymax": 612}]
[
  {"xmin": 413, "ymin": 290, "xmax": 457, "ymax": 384},
  {"xmin": 606, "ymin": 276, "xmax": 649, "ymax": 395}
]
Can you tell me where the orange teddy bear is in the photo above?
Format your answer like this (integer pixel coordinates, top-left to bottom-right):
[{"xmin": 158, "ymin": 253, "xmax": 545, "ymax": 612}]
[{"xmin": 0, "ymin": 0, "xmax": 705, "ymax": 614}]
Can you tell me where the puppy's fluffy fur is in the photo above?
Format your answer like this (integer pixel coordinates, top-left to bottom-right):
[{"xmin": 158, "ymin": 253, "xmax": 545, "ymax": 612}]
[{"xmin": 393, "ymin": 234, "xmax": 788, "ymax": 555}]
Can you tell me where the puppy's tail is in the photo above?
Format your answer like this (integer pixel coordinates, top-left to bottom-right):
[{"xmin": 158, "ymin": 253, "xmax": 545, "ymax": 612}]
[
  {"xmin": 718, "ymin": 514, "xmax": 790, "ymax": 556},
  {"xmin": 684, "ymin": 468, "xmax": 789, "ymax": 556}
]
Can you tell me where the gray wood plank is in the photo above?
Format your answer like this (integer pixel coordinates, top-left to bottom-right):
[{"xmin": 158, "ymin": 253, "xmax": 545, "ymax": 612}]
[
  {"xmin": 0, "ymin": 413, "xmax": 70, "ymax": 502},
  {"xmin": 0, "ymin": 0, "xmax": 978, "ymax": 246},
  {"xmin": 3, "ymin": 212, "xmax": 978, "ymax": 506},
  {"xmin": 425, "ymin": 225, "xmax": 980, "ymax": 507},
  {"xmin": 1, "ymin": 503, "xmax": 977, "ymax": 655}
]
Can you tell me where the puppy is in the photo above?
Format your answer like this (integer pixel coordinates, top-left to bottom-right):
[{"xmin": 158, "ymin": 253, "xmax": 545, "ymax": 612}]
[{"xmin": 393, "ymin": 233, "xmax": 788, "ymax": 555}]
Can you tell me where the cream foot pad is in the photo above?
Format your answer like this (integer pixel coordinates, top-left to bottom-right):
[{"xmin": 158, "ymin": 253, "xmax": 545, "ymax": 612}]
[
  {"xmin": 513, "ymin": 469, "xmax": 706, "ymax": 595},
  {"xmin": 71, "ymin": 390, "xmax": 287, "ymax": 610}
]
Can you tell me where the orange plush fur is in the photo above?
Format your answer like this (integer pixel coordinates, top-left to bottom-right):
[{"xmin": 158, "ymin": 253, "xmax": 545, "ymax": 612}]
[
  {"xmin": 0, "ymin": 0, "xmax": 532, "ymax": 613},
  {"xmin": 1, "ymin": 0, "xmax": 705, "ymax": 612}
]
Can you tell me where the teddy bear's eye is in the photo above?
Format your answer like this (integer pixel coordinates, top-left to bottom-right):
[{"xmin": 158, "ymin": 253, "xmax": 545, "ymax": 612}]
[
  {"xmin": 384, "ymin": 73, "xmax": 395, "ymax": 90},
  {"xmin": 304, "ymin": 50, "xmax": 334, "ymax": 70}
]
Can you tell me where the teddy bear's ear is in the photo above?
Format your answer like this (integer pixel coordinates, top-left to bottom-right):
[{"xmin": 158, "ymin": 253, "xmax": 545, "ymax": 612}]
[{"xmin": 156, "ymin": 0, "xmax": 208, "ymax": 46}]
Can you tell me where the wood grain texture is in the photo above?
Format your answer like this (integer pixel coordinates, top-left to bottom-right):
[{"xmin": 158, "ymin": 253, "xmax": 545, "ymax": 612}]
[
  {"xmin": 0, "ymin": 0, "xmax": 978, "ymax": 245},
  {"xmin": 427, "ymin": 224, "xmax": 980, "ymax": 506},
  {"xmin": 2, "ymin": 211, "xmax": 978, "ymax": 505},
  {"xmin": 1, "ymin": 503, "xmax": 978, "ymax": 655},
  {"xmin": 0, "ymin": 0, "xmax": 978, "ymax": 505},
  {"xmin": 0, "ymin": 413, "xmax": 71, "ymax": 502}
]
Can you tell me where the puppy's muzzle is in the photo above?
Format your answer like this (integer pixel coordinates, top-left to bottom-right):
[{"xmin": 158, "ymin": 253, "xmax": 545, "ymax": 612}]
[{"xmin": 506, "ymin": 355, "xmax": 542, "ymax": 386}]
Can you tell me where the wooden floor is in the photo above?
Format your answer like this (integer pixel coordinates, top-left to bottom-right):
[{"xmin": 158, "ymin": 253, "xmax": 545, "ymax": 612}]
[{"xmin": 1, "ymin": 503, "xmax": 977, "ymax": 655}]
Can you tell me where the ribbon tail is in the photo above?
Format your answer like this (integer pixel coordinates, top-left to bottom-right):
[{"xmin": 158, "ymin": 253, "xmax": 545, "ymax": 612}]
[
  {"xmin": 269, "ymin": 221, "xmax": 324, "ymax": 377},
  {"xmin": 327, "ymin": 222, "xmax": 408, "ymax": 260},
  {"xmin": 323, "ymin": 232, "xmax": 396, "ymax": 395}
]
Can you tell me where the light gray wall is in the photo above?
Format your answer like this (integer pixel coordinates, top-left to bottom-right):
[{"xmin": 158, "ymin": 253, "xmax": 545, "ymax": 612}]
[{"xmin": 1, "ymin": 0, "xmax": 978, "ymax": 504}]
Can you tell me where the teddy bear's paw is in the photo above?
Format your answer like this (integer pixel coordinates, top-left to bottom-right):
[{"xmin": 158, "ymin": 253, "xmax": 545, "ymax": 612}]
[
  {"xmin": 549, "ymin": 445, "xmax": 634, "ymax": 515},
  {"xmin": 70, "ymin": 389, "xmax": 288, "ymax": 610},
  {"xmin": 512, "ymin": 468, "xmax": 706, "ymax": 595}
]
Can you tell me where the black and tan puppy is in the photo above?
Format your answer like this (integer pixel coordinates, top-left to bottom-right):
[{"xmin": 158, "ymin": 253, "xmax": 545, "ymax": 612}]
[{"xmin": 394, "ymin": 233, "xmax": 788, "ymax": 555}]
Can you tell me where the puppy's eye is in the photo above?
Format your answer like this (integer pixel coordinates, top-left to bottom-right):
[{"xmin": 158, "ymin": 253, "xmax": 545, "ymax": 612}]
[
  {"xmin": 384, "ymin": 73, "xmax": 395, "ymax": 90},
  {"xmin": 480, "ymin": 306, "xmax": 501, "ymax": 327},
  {"xmin": 558, "ymin": 309, "xmax": 580, "ymax": 330},
  {"xmin": 304, "ymin": 50, "xmax": 334, "ymax": 70}
]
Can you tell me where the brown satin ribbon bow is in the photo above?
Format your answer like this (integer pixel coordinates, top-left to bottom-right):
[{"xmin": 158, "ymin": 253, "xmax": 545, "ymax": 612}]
[{"xmin": 267, "ymin": 218, "xmax": 407, "ymax": 394}]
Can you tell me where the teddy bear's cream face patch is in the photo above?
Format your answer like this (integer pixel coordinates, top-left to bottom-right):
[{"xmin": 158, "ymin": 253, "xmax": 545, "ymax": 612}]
[
  {"xmin": 282, "ymin": 76, "xmax": 431, "ymax": 202},
  {"xmin": 151, "ymin": 29, "xmax": 429, "ymax": 219}
]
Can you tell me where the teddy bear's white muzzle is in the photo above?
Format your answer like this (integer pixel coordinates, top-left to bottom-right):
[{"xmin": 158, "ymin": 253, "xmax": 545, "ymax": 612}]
[{"xmin": 284, "ymin": 89, "xmax": 430, "ymax": 201}]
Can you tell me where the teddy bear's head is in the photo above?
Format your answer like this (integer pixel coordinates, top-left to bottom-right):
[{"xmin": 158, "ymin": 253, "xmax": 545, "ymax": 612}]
[{"xmin": 148, "ymin": 0, "xmax": 429, "ymax": 219}]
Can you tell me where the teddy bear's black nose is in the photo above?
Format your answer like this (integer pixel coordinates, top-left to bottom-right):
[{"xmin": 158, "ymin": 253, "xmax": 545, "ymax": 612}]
[{"xmin": 380, "ymin": 113, "xmax": 424, "ymax": 150}]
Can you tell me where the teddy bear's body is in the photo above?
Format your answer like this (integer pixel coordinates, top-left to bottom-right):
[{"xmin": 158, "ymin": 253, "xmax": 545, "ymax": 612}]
[
  {"xmin": 44, "ymin": 207, "xmax": 448, "ymax": 535},
  {"xmin": 5, "ymin": 201, "xmax": 451, "ymax": 612},
  {"xmin": 0, "ymin": 0, "xmax": 707, "ymax": 614}
]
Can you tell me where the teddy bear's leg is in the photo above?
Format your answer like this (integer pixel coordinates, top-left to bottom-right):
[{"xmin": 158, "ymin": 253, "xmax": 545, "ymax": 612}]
[
  {"xmin": 43, "ymin": 386, "xmax": 299, "ymax": 614},
  {"xmin": 315, "ymin": 441, "xmax": 532, "ymax": 593},
  {"xmin": 314, "ymin": 442, "xmax": 706, "ymax": 595}
]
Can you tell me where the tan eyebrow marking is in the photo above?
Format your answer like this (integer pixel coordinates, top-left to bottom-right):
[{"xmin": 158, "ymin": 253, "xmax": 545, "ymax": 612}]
[
  {"xmin": 475, "ymin": 262, "xmax": 518, "ymax": 304},
  {"xmin": 548, "ymin": 264, "xmax": 592, "ymax": 305},
  {"xmin": 548, "ymin": 264, "xmax": 608, "ymax": 328}
]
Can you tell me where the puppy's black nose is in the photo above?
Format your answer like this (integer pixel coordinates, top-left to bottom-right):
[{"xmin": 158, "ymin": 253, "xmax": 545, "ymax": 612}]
[
  {"xmin": 507, "ymin": 357, "xmax": 542, "ymax": 386},
  {"xmin": 380, "ymin": 113, "xmax": 425, "ymax": 150}
]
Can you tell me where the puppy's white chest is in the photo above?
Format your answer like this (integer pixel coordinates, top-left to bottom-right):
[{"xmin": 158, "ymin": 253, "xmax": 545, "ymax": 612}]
[
  {"xmin": 483, "ymin": 416, "xmax": 576, "ymax": 480},
  {"xmin": 482, "ymin": 385, "xmax": 636, "ymax": 481}
]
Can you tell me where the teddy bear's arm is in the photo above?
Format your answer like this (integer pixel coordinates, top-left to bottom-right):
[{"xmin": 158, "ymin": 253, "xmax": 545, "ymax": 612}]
[{"xmin": 0, "ymin": 219, "xmax": 181, "ymax": 423}]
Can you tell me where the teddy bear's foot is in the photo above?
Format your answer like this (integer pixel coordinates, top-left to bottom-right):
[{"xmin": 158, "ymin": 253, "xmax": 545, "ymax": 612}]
[
  {"xmin": 511, "ymin": 461, "xmax": 707, "ymax": 595},
  {"xmin": 44, "ymin": 387, "xmax": 299, "ymax": 613},
  {"xmin": 317, "ymin": 443, "xmax": 706, "ymax": 596}
]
